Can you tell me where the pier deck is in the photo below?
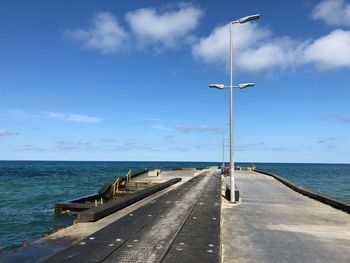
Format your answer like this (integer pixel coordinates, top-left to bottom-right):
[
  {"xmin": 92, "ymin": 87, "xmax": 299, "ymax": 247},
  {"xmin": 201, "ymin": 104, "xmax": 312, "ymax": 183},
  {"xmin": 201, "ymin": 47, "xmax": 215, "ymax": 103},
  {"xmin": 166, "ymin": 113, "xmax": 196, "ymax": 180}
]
[
  {"xmin": 4, "ymin": 168, "xmax": 350, "ymax": 263},
  {"xmin": 44, "ymin": 170, "xmax": 221, "ymax": 263},
  {"xmin": 222, "ymin": 170, "xmax": 350, "ymax": 263}
]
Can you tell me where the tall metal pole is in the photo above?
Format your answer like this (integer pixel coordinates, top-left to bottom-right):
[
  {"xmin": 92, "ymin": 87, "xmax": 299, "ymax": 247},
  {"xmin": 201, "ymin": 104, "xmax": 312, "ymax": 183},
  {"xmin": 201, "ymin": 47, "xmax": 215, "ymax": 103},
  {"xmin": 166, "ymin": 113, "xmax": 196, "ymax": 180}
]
[
  {"xmin": 210, "ymin": 15, "xmax": 259, "ymax": 202},
  {"xmin": 229, "ymin": 22, "xmax": 235, "ymax": 202}
]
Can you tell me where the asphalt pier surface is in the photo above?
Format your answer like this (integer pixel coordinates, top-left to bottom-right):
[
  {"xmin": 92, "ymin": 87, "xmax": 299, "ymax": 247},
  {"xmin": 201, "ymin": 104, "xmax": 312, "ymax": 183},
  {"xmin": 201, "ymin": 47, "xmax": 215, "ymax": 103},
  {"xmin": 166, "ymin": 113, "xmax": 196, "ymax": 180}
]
[
  {"xmin": 44, "ymin": 171, "xmax": 221, "ymax": 263},
  {"xmin": 222, "ymin": 170, "xmax": 350, "ymax": 263}
]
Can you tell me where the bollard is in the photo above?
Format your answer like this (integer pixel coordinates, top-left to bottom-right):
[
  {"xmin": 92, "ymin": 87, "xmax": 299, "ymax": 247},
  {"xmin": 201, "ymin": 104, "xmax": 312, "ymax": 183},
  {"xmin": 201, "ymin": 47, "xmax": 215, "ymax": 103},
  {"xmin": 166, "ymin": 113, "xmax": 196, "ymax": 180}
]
[
  {"xmin": 95, "ymin": 200, "xmax": 98, "ymax": 207},
  {"xmin": 101, "ymin": 197, "xmax": 103, "ymax": 205}
]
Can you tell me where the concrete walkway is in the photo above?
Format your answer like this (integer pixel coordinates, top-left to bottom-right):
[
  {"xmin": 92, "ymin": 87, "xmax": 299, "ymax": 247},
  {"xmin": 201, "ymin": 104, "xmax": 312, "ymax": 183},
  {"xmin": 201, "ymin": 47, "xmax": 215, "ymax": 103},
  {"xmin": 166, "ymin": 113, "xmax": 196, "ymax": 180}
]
[{"xmin": 222, "ymin": 170, "xmax": 350, "ymax": 263}]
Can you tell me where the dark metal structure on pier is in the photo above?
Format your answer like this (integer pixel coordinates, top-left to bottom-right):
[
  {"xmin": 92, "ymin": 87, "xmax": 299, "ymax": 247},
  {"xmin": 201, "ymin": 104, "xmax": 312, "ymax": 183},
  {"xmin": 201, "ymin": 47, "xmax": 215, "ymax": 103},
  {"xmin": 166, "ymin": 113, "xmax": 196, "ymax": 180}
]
[{"xmin": 54, "ymin": 169, "xmax": 152, "ymax": 218}]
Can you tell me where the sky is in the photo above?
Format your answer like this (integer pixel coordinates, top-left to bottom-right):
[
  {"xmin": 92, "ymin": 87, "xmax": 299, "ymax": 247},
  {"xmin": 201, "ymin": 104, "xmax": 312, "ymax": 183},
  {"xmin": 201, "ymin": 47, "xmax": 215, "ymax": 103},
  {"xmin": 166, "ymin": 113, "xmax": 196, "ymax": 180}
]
[{"xmin": 1, "ymin": 0, "xmax": 350, "ymax": 163}]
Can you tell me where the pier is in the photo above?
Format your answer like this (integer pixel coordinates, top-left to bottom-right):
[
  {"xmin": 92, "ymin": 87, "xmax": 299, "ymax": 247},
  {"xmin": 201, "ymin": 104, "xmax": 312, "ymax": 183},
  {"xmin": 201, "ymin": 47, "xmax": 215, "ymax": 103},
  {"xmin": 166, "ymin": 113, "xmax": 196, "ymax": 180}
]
[
  {"xmin": 44, "ymin": 169, "xmax": 221, "ymax": 262},
  {"xmin": 222, "ymin": 170, "xmax": 350, "ymax": 262},
  {"xmin": 1, "ymin": 168, "xmax": 350, "ymax": 263}
]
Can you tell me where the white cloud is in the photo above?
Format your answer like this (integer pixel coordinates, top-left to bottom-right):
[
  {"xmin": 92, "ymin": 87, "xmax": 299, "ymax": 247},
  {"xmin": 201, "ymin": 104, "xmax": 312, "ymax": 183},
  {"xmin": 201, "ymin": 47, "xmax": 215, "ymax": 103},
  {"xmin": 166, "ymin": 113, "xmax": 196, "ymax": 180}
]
[
  {"xmin": 151, "ymin": 124, "xmax": 173, "ymax": 131},
  {"xmin": 101, "ymin": 138, "xmax": 115, "ymax": 143},
  {"xmin": 192, "ymin": 23, "xmax": 269, "ymax": 66},
  {"xmin": 329, "ymin": 113, "xmax": 350, "ymax": 124},
  {"xmin": 108, "ymin": 140, "xmax": 158, "ymax": 152},
  {"xmin": 317, "ymin": 137, "xmax": 337, "ymax": 144},
  {"xmin": 147, "ymin": 118, "xmax": 173, "ymax": 131},
  {"xmin": 22, "ymin": 144, "xmax": 45, "ymax": 151},
  {"xmin": 79, "ymin": 139, "xmax": 91, "ymax": 145},
  {"xmin": 175, "ymin": 125, "xmax": 222, "ymax": 133},
  {"xmin": 238, "ymin": 37, "xmax": 308, "ymax": 72},
  {"xmin": 8, "ymin": 109, "xmax": 31, "ymax": 118},
  {"xmin": 192, "ymin": 23, "xmax": 307, "ymax": 71},
  {"xmin": 55, "ymin": 140, "xmax": 95, "ymax": 150},
  {"xmin": 56, "ymin": 141, "xmax": 78, "ymax": 150},
  {"xmin": 63, "ymin": 4, "xmax": 350, "ymax": 72},
  {"xmin": 56, "ymin": 145, "xmax": 78, "ymax": 151},
  {"xmin": 304, "ymin": 29, "xmax": 350, "ymax": 70},
  {"xmin": 0, "ymin": 129, "xmax": 19, "ymax": 136},
  {"xmin": 40, "ymin": 111, "xmax": 103, "ymax": 123},
  {"xmin": 237, "ymin": 142, "xmax": 265, "ymax": 151},
  {"xmin": 56, "ymin": 141, "xmax": 72, "ymax": 145},
  {"xmin": 312, "ymin": 0, "xmax": 350, "ymax": 26},
  {"xmin": 67, "ymin": 12, "xmax": 128, "ymax": 54},
  {"xmin": 65, "ymin": 113, "xmax": 102, "ymax": 123},
  {"xmin": 125, "ymin": 4, "xmax": 203, "ymax": 49},
  {"xmin": 193, "ymin": 21, "xmax": 350, "ymax": 71},
  {"xmin": 9, "ymin": 109, "xmax": 103, "ymax": 124},
  {"xmin": 192, "ymin": 23, "xmax": 309, "ymax": 72}
]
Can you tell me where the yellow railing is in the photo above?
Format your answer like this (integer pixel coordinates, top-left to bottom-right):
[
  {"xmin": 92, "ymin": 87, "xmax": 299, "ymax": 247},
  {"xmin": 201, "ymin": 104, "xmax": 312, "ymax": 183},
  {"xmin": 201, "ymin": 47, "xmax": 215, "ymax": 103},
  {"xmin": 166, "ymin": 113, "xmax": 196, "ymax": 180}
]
[
  {"xmin": 94, "ymin": 197, "xmax": 104, "ymax": 207},
  {"xmin": 112, "ymin": 169, "xmax": 132, "ymax": 197},
  {"xmin": 113, "ymin": 178, "xmax": 120, "ymax": 196},
  {"xmin": 238, "ymin": 166, "xmax": 256, "ymax": 171},
  {"xmin": 125, "ymin": 169, "xmax": 132, "ymax": 183}
]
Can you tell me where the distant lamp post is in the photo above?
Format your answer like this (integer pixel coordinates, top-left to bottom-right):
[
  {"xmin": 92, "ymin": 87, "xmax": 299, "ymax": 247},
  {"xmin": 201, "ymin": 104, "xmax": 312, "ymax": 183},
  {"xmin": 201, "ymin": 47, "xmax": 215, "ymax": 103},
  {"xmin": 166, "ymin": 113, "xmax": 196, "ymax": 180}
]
[{"xmin": 209, "ymin": 14, "xmax": 260, "ymax": 202}]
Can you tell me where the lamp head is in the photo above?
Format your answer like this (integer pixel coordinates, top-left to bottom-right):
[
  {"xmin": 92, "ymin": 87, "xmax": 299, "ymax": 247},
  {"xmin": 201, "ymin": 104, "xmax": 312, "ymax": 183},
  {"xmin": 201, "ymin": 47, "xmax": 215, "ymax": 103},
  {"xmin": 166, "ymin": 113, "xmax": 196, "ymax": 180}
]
[
  {"xmin": 209, "ymin": 84, "xmax": 225, "ymax": 89},
  {"xmin": 238, "ymin": 14, "xmax": 260, "ymax": 24},
  {"xmin": 239, "ymin": 83, "xmax": 255, "ymax": 89}
]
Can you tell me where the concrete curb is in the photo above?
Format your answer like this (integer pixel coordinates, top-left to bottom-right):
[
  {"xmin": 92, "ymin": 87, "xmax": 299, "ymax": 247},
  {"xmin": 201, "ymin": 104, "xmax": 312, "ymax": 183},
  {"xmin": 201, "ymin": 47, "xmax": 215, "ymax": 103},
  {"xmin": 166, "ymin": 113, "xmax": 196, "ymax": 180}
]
[{"xmin": 256, "ymin": 170, "xmax": 350, "ymax": 214}]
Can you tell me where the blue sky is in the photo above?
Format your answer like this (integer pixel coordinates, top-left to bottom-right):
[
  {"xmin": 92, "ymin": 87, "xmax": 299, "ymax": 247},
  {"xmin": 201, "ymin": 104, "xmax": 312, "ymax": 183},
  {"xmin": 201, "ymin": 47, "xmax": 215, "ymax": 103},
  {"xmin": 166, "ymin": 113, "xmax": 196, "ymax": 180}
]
[{"xmin": 1, "ymin": 0, "xmax": 350, "ymax": 163}]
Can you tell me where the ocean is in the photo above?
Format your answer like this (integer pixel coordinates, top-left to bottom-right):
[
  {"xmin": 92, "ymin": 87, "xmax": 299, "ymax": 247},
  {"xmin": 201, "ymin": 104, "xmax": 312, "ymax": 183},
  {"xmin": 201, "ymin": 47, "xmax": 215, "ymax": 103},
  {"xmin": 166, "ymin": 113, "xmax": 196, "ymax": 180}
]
[{"xmin": 0, "ymin": 161, "xmax": 349, "ymax": 251}]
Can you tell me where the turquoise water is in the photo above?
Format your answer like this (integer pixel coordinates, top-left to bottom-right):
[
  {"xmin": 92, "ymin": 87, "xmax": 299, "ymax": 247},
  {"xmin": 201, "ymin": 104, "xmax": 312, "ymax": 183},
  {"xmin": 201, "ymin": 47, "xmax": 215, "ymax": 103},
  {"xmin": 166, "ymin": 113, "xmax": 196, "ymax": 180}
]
[{"xmin": 0, "ymin": 161, "xmax": 349, "ymax": 251}]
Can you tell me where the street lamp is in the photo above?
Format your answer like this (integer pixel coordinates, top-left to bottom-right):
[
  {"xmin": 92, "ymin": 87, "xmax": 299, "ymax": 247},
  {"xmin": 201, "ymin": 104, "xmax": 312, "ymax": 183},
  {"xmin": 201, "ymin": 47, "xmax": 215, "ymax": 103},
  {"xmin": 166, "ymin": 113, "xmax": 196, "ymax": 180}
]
[
  {"xmin": 209, "ymin": 83, "xmax": 255, "ymax": 90},
  {"xmin": 236, "ymin": 14, "xmax": 260, "ymax": 24},
  {"xmin": 209, "ymin": 14, "xmax": 260, "ymax": 202}
]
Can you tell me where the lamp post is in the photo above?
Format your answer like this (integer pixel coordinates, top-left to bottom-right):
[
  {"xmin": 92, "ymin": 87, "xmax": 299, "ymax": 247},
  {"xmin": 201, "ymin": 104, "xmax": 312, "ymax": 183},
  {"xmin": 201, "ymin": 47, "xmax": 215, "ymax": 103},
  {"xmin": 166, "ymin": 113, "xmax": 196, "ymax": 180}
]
[{"xmin": 209, "ymin": 14, "xmax": 260, "ymax": 202}]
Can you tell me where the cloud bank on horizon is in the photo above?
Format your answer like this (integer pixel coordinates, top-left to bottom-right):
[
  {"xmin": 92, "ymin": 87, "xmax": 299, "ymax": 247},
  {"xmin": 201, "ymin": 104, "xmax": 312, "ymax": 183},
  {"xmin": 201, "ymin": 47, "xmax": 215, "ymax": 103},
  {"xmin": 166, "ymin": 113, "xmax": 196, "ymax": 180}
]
[{"xmin": 66, "ymin": 0, "xmax": 350, "ymax": 72}]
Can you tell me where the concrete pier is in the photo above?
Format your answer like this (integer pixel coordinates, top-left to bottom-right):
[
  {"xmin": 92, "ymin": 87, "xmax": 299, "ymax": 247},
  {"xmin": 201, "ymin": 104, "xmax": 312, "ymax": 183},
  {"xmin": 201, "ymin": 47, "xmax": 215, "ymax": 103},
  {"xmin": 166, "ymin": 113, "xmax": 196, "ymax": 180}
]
[
  {"xmin": 222, "ymin": 170, "xmax": 350, "ymax": 263},
  {"xmin": 2, "ymin": 168, "xmax": 350, "ymax": 263}
]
